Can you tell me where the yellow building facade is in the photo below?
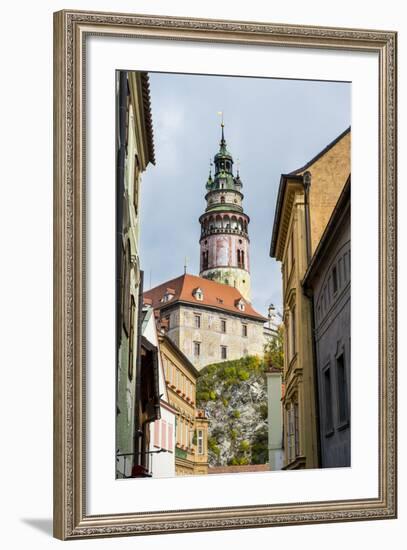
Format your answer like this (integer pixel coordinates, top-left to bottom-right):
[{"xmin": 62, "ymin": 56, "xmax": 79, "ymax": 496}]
[
  {"xmin": 270, "ymin": 128, "xmax": 350, "ymax": 469},
  {"xmin": 159, "ymin": 334, "xmax": 209, "ymax": 475}
]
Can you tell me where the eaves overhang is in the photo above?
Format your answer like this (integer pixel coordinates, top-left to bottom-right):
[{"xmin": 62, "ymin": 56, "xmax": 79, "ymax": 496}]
[{"xmin": 269, "ymin": 174, "xmax": 303, "ymax": 261}]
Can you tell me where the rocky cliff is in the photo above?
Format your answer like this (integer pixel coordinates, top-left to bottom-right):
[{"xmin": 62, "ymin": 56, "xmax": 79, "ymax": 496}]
[{"xmin": 196, "ymin": 356, "xmax": 268, "ymax": 466}]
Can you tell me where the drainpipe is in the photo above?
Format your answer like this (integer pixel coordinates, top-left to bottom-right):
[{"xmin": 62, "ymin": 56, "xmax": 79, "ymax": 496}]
[
  {"xmin": 116, "ymin": 71, "xmax": 127, "ymax": 352},
  {"xmin": 300, "ymin": 171, "xmax": 321, "ymax": 467},
  {"xmin": 302, "ymin": 171, "xmax": 312, "ymax": 264},
  {"xmin": 303, "ymin": 284, "xmax": 322, "ymax": 468},
  {"xmin": 133, "ymin": 270, "xmax": 144, "ymax": 469}
]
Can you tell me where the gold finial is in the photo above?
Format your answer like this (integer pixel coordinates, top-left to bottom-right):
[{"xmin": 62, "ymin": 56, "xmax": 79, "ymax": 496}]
[{"xmin": 217, "ymin": 111, "xmax": 224, "ymax": 126}]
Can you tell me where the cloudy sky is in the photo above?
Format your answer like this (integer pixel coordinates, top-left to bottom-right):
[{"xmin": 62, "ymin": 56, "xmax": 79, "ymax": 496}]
[{"xmin": 139, "ymin": 71, "xmax": 350, "ymax": 315}]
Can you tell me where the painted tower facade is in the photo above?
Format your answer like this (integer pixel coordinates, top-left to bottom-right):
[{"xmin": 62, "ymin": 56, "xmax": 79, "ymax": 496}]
[{"xmin": 199, "ymin": 123, "xmax": 251, "ymax": 302}]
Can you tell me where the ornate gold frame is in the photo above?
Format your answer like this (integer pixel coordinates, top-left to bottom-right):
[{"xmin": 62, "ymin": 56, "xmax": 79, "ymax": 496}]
[{"xmin": 53, "ymin": 9, "xmax": 397, "ymax": 540}]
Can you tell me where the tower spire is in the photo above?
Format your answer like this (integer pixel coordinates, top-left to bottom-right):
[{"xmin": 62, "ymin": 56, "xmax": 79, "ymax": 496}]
[{"xmin": 218, "ymin": 111, "xmax": 226, "ymax": 151}]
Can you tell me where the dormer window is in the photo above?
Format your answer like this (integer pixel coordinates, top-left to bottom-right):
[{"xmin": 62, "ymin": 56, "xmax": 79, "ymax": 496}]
[
  {"xmin": 161, "ymin": 287, "xmax": 175, "ymax": 303},
  {"xmin": 235, "ymin": 298, "xmax": 245, "ymax": 311},
  {"xmin": 192, "ymin": 287, "xmax": 204, "ymax": 301}
]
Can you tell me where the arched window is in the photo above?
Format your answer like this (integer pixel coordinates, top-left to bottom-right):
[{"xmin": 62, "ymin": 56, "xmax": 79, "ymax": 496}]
[
  {"xmin": 221, "ymin": 196, "xmax": 225, "ymax": 204},
  {"xmin": 241, "ymin": 250, "xmax": 245, "ymax": 268}
]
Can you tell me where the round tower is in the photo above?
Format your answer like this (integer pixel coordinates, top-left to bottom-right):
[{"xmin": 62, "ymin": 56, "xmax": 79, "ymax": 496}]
[{"xmin": 199, "ymin": 122, "xmax": 251, "ymax": 302}]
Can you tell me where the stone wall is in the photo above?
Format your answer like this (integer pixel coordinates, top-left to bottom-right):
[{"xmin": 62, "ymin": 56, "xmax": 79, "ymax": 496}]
[{"xmin": 165, "ymin": 304, "xmax": 265, "ymax": 370}]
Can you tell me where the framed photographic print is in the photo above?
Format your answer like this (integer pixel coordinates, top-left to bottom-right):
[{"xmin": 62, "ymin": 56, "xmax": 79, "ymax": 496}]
[{"xmin": 53, "ymin": 9, "xmax": 397, "ymax": 540}]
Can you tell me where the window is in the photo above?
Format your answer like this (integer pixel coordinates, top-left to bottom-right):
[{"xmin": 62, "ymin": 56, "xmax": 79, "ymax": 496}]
[
  {"xmin": 197, "ymin": 429, "xmax": 204, "ymax": 455},
  {"xmin": 294, "ymin": 402, "xmax": 300, "ymax": 457},
  {"xmin": 221, "ymin": 346, "xmax": 227, "ymax": 359},
  {"xmin": 194, "ymin": 341, "xmax": 201, "ymax": 357},
  {"xmin": 202, "ymin": 251, "xmax": 209, "ymax": 270},
  {"xmin": 324, "ymin": 367, "xmax": 334, "ymax": 434},
  {"xmin": 167, "ymin": 423, "xmax": 173, "ymax": 452},
  {"xmin": 133, "ymin": 156, "xmax": 140, "ymax": 214},
  {"xmin": 221, "ymin": 319, "xmax": 226, "ymax": 333},
  {"xmin": 336, "ymin": 353, "xmax": 349, "ymax": 424},
  {"xmin": 287, "ymin": 237, "xmax": 292, "ymax": 273},
  {"xmin": 242, "ymin": 324, "xmax": 248, "ymax": 337},
  {"xmin": 343, "ymin": 252, "xmax": 349, "ymax": 282},
  {"xmin": 332, "ymin": 265, "xmax": 338, "ymax": 294},
  {"xmin": 122, "ymin": 240, "xmax": 131, "ymax": 335},
  {"xmin": 237, "ymin": 249, "xmax": 245, "ymax": 268},
  {"xmin": 221, "ymin": 196, "xmax": 225, "ymax": 204},
  {"xmin": 289, "ymin": 306, "xmax": 296, "ymax": 359},
  {"xmin": 287, "ymin": 406, "xmax": 295, "ymax": 462},
  {"xmin": 193, "ymin": 287, "xmax": 204, "ymax": 300},
  {"xmin": 195, "ymin": 315, "xmax": 201, "ymax": 329},
  {"xmin": 153, "ymin": 420, "xmax": 160, "ymax": 448},
  {"xmin": 179, "ymin": 417, "xmax": 183, "ymax": 446},
  {"xmin": 161, "ymin": 420, "xmax": 167, "ymax": 450},
  {"xmin": 128, "ymin": 296, "xmax": 136, "ymax": 380},
  {"xmin": 165, "ymin": 315, "xmax": 170, "ymax": 330},
  {"xmin": 287, "ymin": 401, "xmax": 300, "ymax": 462}
]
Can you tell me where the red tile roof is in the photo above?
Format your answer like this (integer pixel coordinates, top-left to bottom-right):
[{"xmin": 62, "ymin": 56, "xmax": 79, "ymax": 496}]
[{"xmin": 143, "ymin": 274, "xmax": 266, "ymax": 321}]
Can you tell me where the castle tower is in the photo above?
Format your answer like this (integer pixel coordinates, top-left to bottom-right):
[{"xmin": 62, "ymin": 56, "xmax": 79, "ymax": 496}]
[{"xmin": 199, "ymin": 122, "xmax": 251, "ymax": 302}]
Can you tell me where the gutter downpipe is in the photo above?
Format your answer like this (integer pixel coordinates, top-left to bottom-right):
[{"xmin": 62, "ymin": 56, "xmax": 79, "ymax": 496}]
[
  {"xmin": 133, "ymin": 270, "xmax": 144, "ymax": 470},
  {"xmin": 302, "ymin": 171, "xmax": 322, "ymax": 468}
]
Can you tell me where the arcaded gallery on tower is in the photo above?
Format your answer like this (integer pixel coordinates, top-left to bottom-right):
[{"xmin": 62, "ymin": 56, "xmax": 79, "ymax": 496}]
[{"xmin": 144, "ymin": 122, "xmax": 268, "ymax": 370}]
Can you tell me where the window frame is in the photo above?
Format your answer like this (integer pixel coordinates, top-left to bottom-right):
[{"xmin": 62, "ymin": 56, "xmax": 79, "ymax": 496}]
[{"xmin": 194, "ymin": 341, "xmax": 201, "ymax": 357}]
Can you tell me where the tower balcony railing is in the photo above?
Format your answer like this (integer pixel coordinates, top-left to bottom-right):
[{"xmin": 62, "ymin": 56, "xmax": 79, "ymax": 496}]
[{"xmin": 200, "ymin": 227, "xmax": 249, "ymax": 238}]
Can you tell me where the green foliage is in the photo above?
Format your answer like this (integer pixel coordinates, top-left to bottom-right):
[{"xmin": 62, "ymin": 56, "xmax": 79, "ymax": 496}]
[
  {"xmin": 251, "ymin": 427, "xmax": 269, "ymax": 464},
  {"xmin": 258, "ymin": 402, "xmax": 268, "ymax": 420},
  {"xmin": 263, "ymin": 325, "xmax": 284, "ymax": 371},
  {"xmin": 237, "ymin": 369, "xmax": 250, "ymax": 381},
  {"xmin": 197, "ymin": 355, "xmax": 266, "ymax": 403},
  {"xmin": 208, "ymin": 437, "xmax": 220, "ymax": 457},
  {"xmin": 229, "ymin": 456, "xmax": 250, "ymax": 466},
  {"xmin": 239, "ymin": 440, "xmax": 250, "ymax": 452},
  {"xmin": 232, "ymin": 410, "xmax": 240, "ymax": 418}
]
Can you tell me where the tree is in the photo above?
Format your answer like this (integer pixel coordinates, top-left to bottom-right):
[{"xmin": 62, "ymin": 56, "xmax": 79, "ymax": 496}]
[{"xmin": 264, "ymin": 324, "xmax": 284, "ymax": 371}]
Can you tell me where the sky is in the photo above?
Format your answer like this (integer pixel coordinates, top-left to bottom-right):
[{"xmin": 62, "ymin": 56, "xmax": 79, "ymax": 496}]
[{"xmin": 139, "ymin": 71, "xmax": 350, "ymax": 316}]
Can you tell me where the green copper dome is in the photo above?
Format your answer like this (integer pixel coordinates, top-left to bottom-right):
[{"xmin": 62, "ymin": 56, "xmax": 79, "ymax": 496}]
[{"xmin": 205, "ymin": 122, "xmax": 243, "ymax": 193}]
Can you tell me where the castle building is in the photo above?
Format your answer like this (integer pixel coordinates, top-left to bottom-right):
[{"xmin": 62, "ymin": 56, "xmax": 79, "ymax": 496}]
[
  {"xmin": 199, "ymin": 123, "xmax": 251, "ymax": 302},
  {"xmin": 143, "ymin": 122, "xmax": 267, "ymax": 370},
  {"xmin": 143, "ymin": 274, "xmax": 266, "ymax": 371}
]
